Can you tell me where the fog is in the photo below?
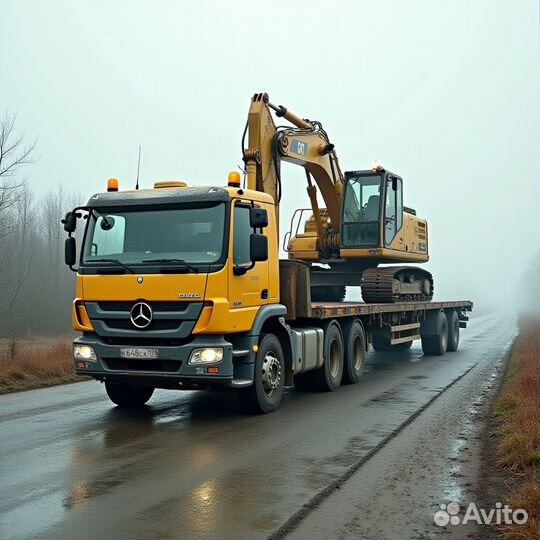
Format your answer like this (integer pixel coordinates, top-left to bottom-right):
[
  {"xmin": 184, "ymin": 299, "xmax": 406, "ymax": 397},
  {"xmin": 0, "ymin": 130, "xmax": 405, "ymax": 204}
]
[{"xmin": 1, "ymin": 0, "xmax": 539, "ymax": 323}]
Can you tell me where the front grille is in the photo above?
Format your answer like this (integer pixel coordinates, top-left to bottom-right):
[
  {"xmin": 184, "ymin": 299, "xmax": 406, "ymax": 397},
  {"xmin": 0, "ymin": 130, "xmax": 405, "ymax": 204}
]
[
  {"xmin": 86, "ymin": 300, "xmax": 203, "ymax": 339},
  {"xmin": 97, "ymin": 301, "xmax": 189, "ymax": 312},
  {"xmin": 103, "ymin": 319, "xmax": 181, "ymax": 331},
  {"xmin": 102, "ymin": 358, "xmax": 181, "ymax": 372}
]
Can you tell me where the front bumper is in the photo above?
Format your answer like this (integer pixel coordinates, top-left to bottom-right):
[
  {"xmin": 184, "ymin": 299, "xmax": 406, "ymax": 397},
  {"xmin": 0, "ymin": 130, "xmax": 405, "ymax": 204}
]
[{"xmin": 73, "ymin": 335, "xmax": 254, "ymax": 389}]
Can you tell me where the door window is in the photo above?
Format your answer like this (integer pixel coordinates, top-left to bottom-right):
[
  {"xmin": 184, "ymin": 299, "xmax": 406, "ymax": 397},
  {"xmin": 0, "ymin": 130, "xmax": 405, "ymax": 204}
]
[
  {"xmin": 384, "ymin": 177, "xmax": 403, "ymax": 245},
  {"xmin": 233, "ymin": 205, "xmax": 252, "ymax": 266}
]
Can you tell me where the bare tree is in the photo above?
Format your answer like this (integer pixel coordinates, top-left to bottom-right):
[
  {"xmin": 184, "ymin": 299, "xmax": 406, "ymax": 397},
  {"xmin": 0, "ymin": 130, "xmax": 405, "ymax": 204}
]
[{"xmin": 0, "ymin": 113, "xmax": 36, "ymax": 237}]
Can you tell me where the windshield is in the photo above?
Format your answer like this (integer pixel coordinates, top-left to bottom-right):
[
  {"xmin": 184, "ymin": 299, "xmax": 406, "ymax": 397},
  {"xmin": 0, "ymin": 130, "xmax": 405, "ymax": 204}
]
[
  {"xmin": 342, "ymin": 174, "xmax": 382, "ymax": 247},
  {"xmin": 82, "ymin": 202, "xmax": 226, "ymax": 266}
]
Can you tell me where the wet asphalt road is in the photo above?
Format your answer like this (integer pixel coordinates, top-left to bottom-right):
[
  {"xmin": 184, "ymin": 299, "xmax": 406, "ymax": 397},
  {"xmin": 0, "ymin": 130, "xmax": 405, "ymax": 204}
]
[{"xmin": 0, "ymin": 312, "xmax": 516, "ymax": 540}]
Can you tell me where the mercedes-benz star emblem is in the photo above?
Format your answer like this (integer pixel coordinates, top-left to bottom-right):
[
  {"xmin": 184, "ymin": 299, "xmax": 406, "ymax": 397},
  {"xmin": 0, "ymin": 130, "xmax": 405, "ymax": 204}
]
[{"xmin": 130, "ymin": 302, "xmax": 153, "ymax": 329}]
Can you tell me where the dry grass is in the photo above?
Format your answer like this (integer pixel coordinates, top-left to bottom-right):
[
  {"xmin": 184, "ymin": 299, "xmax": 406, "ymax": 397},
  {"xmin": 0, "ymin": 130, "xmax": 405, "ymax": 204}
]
[
  {"xmin": 0, "ymin": 336, "xmax": 81, "ymax": 394},
  {"xmin": 494, "ymin": 314, "xmax": 540, "ymax": 539}
]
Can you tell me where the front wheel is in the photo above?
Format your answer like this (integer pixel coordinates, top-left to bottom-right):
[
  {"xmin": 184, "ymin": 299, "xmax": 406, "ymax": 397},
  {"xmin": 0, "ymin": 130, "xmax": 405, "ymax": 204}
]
[
  {"xmin": 238, "ymin": 333, "xmax": 285, "ymax": 414},
  {"xmin": 105, "ymin": 381, "xmax": 154, "ymax": 408}
]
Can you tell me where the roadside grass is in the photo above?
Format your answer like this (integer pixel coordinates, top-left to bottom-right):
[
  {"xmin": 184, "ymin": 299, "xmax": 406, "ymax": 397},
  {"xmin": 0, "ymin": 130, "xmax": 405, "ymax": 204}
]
[
  {"xmin": 493, "ymin": 314, "xmax": 540, "ymax": 539},
  {"xmin": 0, "ymin": 337, "xmax": 81, "ymax": 394}
]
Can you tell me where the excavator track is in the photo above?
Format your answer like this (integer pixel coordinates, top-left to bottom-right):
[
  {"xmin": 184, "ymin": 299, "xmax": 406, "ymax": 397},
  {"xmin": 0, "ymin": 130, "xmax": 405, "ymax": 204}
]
[{"xmin": 361, "ymin": 266, "xmax": 434, "ymax": 303}]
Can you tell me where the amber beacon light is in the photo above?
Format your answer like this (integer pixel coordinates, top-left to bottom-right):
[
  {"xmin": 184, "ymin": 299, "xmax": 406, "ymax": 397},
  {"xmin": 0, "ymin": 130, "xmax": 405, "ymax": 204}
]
[
  {"xmin": 228, "ymin": 171, "xmax": 241, "ymax": 187},
  {"xmin": 107, "ymin": 178, "xmax": 119, "ymax": 192}
]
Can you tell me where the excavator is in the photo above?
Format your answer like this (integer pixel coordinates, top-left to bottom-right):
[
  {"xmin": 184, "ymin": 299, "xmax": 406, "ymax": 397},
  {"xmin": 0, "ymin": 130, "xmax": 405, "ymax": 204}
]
[{"xmin": 243, "ymin": 93, "xmax": 433, "ymax": 303}]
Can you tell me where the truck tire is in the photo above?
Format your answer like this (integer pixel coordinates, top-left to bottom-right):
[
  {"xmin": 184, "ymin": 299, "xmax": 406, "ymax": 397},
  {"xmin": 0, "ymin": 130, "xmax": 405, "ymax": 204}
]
[
  {"xmin": 421, "ymin": 311, "xmax": 448, "ymax": 356},
  {"xmin": 238, "ymin": 333, "xmax": 284, "ymax": 414},
  {"xmin": 105, "ymin": 381, "xmax": 154, "ymax": 408},
  {"xmin": 447, "ymin": 310, "xmax": 460, "ymax": 352},
  {"xmin": 312, "ymin": 322, "xmax": 343, "ymax": 391},
  {"xmin": 342, "ymin": 319, "xmax": 365, "ymax": 384}
]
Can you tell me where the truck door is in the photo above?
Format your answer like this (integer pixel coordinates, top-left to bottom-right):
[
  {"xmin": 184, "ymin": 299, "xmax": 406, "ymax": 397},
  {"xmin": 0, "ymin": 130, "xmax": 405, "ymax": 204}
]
[{"xmin": 229, "ymin": 201, "xmax": 269, "ymax": 332}]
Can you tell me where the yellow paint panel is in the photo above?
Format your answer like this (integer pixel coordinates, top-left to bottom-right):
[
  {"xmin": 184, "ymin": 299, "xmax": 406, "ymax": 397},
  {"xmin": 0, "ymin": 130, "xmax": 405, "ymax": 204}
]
[{"xmin": 81, "ymin": 273, "xmax": 208, "ymax": 301}]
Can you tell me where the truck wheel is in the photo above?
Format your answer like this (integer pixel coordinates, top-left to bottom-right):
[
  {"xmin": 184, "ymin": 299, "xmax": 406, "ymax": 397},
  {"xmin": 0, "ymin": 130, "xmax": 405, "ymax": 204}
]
[
  {"xmin": 421, "ymin": 311, "xmax": 448, "ymax": 356},
  {"xmin": 239, "ymin": 333, "xmax": 284, "ymax": 414},
  {"xmin": 447, "ymin": 310, "xmax": 460, "ymax": 352},
  {"xmin": 342, "ymin": 319, "xmax": 365, "ymax": 384},
  {"xmin": 105, "ymin": 381, "xmax": 154, "ymax": 408},
  {"xmin": 312, "ymin": 322, "xmax": 343, "ymax": 391}
]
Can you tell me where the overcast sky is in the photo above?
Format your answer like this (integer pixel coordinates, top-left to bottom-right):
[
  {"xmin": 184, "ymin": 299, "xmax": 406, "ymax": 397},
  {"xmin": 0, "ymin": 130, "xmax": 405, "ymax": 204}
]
[{"xmin": 1, "ymin": 0, "xmax": 539, "ymax": 308}]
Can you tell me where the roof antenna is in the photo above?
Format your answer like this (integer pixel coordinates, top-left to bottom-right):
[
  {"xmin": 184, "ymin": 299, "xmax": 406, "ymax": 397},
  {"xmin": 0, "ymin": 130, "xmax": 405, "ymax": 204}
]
[{"xmin": 135, "ymin": 145, "xmax": 141, "ymax": 190}]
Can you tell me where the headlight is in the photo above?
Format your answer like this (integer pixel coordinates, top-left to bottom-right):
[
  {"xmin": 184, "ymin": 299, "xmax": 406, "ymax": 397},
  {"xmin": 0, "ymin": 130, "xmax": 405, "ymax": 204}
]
[
  {"xmin": 188, "ymin": 347, "xmax": 224, "ymax": 365},
  {"xmin": 74, "ymin": 344, "xmax": 97, "ymax": 361}
]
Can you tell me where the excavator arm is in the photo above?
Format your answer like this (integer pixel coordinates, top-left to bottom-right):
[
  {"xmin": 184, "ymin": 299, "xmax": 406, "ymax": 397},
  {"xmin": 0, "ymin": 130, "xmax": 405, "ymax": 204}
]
[{"xmin": 243, "ymin": 93, "xmax": 344, "ymax": 254}]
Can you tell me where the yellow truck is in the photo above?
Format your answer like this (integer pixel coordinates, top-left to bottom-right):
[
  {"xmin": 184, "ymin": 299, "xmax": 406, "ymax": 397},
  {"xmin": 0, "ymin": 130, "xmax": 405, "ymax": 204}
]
[{"xmin": 62, "ymin": 94, "xmax": 472, "ymax": 413}]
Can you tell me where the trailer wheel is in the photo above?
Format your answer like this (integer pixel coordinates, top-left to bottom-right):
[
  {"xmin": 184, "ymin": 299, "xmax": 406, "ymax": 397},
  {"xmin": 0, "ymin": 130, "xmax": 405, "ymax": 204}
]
[
  {"xmin": 342, "ymin": 319, "xmax": 365, "ymax": 384},
  {"xmin": 238, "ymin": 333, "xmax": 284, "ymax": 414},
  {"xmin": 447, "ymin": 310, "xmax": 460, "ymax": 352},
  {"xmin": 105, "ymin": 381, "xmax": 154, "ymax": 408},
  {"xmin": 312, "ymin": 322, "xmax": 343, "ymax": 391},
  {"xmin": 421, "ymin": 311, "xmax": 448, "ymax": 356}
]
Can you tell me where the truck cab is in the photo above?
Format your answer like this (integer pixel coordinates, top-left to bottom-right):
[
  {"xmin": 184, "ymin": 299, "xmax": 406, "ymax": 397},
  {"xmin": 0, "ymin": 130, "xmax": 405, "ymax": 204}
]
[{"xmin": 65, "ymin": 179, "xmax": 293, "ymax": 412}]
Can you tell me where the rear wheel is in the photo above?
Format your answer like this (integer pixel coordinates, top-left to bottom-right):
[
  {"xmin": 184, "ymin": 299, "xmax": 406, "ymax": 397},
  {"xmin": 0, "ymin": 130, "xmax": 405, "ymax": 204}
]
[
  {"xmin": 105, "ymin": 381, "xmax": 154, "ymax": 408},
  {"xmin": 312, "ymin": 322, "xmax": 343, "ymax": 391},
  {"xmin": 447, "ymin": 310, "xmax": 460, "ymax": 352},
  {"xmin": 239, "ymin": 333, "xmax": 284, "ymax": 414},
  {"xmin": 342, "ymin": 319, "xmax": 365, "ymax": 384},
  {"xmin": 421, "ymin": 311, "xmax": 448, "ymax": 356}
]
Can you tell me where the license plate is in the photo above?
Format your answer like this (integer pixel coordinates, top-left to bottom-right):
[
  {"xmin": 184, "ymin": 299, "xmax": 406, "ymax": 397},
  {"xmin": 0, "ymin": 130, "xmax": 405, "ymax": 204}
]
[{"xmin": 120, "ymin": 348, "xmax": 159, "ymax": 359}]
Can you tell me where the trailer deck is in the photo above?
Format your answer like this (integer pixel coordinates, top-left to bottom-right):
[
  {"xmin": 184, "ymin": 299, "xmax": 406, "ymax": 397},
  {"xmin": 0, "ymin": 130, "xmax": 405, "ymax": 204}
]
[{"xmin": 309, "ymin": 300, "xmax": 473, "ymax": 319}]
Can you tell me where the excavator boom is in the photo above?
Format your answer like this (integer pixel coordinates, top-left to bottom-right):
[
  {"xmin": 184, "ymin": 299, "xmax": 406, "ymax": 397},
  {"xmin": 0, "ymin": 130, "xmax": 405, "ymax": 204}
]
[{"xmin": 243, "ymin": 93, "xmax": 344, "ymax": 253}]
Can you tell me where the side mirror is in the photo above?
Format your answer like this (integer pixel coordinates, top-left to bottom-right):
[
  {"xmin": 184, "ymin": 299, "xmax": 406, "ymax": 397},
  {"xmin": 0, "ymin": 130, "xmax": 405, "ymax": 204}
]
[
  {"xmin": 391, "ymin": 176, "xmax": 398, "ymax": 192},
  {"xmin": 250, "ymin": 234, "xmax": 268, "ymax": 262},
  {"xmin": 65, "ymin": 237, "xmax": 76, "ymax": 267},
  {"xmin": 249, "ymin": 207, "xmax": 268, "ymax": 228},
  {"xmin": 62, "ymin": 211, "xmax": 77, "ymax": 233}
]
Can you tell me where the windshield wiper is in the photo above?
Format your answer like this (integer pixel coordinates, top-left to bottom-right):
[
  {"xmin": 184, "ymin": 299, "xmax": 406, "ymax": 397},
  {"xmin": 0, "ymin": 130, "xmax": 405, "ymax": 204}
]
[
  {"xmin": 89, "ymin": 258, "xmax": 135, "ymax": 274},
  {"xmin": 141, "ymin": 258, "xmax": 199, "ymax": 273}
]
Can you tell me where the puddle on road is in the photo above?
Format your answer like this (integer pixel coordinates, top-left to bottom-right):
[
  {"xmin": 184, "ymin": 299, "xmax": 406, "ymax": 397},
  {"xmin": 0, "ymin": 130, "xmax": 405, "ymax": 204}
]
[{"xmin": 0, "ymin": 490, "xmax": 66, "ymax": 539}]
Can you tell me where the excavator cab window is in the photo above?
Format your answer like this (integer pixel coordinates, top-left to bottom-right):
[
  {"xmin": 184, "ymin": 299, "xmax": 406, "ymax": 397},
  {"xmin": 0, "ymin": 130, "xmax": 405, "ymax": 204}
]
[
  {"xmin": 384, "ymin": 175, "xmax": 403, "ymax": 246},
  {"xmin": 341, "ymin": 173, "xmax": 383, "ymax": 247}
]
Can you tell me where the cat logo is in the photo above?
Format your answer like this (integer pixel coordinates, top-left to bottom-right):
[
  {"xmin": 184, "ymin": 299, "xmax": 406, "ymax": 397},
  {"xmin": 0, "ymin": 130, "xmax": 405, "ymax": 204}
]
[{"xmin": 291, "ymin": 139, "xmax": 307, "ymax": 156}]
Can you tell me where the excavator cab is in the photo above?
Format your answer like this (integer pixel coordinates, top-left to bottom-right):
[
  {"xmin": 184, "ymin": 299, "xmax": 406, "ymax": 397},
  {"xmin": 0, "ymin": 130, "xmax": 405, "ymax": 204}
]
[{"xmin": 341, "ymin": 170, "xmax": 403, "ymax": 250}]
